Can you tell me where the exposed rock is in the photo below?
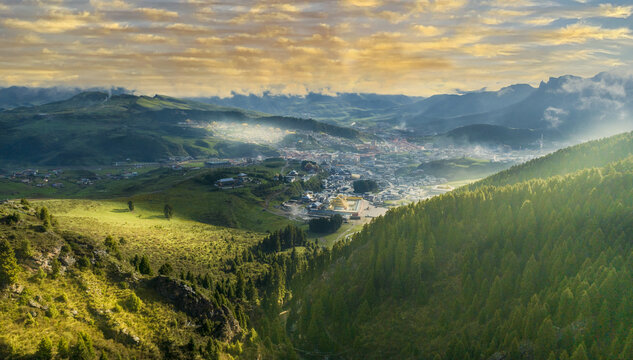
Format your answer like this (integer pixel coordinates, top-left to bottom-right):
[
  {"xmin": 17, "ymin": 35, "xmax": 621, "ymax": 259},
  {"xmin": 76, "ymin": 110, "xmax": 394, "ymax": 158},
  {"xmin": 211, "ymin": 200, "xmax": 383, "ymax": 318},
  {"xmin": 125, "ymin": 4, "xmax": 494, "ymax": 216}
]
[
  {"xmin": 9, "ymin": 284, "xmax": 24, "ymax": 294},
  {"xmin": 28, "ymin": 299, "xmax": 42, "ymax": 309},
  {"xmin": 102, "ymin": 317, "xmax": 142, "ymax": 346},
  {"xmin": 60, "ymin": 253, "xmax": 75, "ymax": 267},
  {"xmin": 148, "ymin": 276, "xmax": 242, "ymax": 341}
]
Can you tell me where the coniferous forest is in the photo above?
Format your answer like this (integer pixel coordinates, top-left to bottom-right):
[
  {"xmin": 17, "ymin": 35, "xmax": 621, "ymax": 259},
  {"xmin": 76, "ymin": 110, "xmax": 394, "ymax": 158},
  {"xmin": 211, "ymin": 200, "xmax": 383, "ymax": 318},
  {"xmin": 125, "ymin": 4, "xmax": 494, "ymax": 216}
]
[{"xmin": 281, "ymin": 132, "xmax": 633, "ymax": 359}]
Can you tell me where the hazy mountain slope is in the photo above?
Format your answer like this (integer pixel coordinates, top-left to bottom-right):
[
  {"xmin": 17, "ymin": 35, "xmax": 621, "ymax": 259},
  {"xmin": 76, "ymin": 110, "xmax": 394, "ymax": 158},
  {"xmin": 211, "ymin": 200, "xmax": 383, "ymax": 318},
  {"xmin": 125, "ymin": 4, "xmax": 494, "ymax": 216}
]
[
  {"xmin": 417, "ymin": 73, "xmax": 633, "ymax": 139},
  {"xmin": 469, "ymin": 131, "xmax": 633, "ymax": 189},
  {"xmin": 0, "ymin": 86, "xmax": 130, "ymax": 110},
  {"xmin": 287, "ymin": 131, "xmax": 633, "ymax": 359},
  {"xmin": 435, "ymin": 124, "xmax": 541, "ymax": 149},
  {"xmin": 0, "ymin": 92, "xmax": 357, "ymax": 166},
  {"xmin": 191, "ymin": 92, "xmax": 423, "ymax": 123}
]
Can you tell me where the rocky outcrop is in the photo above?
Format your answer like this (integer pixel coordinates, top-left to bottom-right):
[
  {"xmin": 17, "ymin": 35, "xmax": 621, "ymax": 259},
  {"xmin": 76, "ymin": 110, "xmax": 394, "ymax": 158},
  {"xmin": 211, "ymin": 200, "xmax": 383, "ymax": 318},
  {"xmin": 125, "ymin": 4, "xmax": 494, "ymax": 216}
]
[{"xmin": 148, "ymin": 276, "xmax": 241, "ymax": 341}]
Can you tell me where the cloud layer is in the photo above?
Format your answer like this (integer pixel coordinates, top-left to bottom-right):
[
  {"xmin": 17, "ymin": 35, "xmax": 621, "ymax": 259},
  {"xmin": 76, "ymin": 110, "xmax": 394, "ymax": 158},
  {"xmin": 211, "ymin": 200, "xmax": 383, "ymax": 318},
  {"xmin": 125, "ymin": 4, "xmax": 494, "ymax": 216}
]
[{"xmin": 0, "ymin": 0, "xmax": 631, "ymax": 96}]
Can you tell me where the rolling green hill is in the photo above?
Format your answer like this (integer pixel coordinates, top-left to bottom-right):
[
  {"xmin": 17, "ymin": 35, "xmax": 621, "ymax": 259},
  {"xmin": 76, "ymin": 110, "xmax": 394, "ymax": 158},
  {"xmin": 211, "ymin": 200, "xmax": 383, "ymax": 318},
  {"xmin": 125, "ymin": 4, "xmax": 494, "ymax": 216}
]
[
  {"xmin": 0, "ymin": 92, "xmax": 358, "ymax": 167},
  {"xmin": 0, "ymin": 200, "xmax": 262, "ymax": 359},
  {"xmin": 283, "ymin": 131, "xmax": 633, "ymax": 359}
]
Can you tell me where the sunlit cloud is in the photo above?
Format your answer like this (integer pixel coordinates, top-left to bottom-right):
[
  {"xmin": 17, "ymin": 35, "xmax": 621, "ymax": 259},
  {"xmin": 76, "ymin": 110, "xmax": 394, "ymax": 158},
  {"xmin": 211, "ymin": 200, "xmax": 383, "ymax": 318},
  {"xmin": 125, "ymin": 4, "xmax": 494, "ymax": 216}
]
[
  {"xmin": 137, "ymin": 8, "xmax": 179, "ymax": 22},
  {"xmin": 0, "ymin": 0, "xmax": 631, "ymax": 96}
]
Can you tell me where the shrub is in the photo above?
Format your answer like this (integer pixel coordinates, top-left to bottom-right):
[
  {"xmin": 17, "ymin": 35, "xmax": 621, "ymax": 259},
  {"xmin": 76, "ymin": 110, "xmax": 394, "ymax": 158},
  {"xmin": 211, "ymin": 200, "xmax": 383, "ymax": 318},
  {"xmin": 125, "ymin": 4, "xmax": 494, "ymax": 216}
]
[
  {"xmin": 17, "ymin": 238, "xmax": 33, "ymax": 259},
  {"xmin": 25, "ymin": 312, "xmax": 37, "ymax": 327},
  {"xmin": 71, "ymin": 332, "xmax": 94, "ymax": 360},
  {"xmin": 138, "ymin": 255, "xmax": 152, "ymax": 275},
  {"xmin": 158, "ymin": 262, "xmax": 173, "ymax": 276},
  {"xmin": 164, "ymin": 204, "xmax": 173, "ymax": 220},
  {"xmin": 57, "ymin": 337, "xmax": 70, "ymax": 359},
  {"xmin": 76, "ymin": 256, "xmax": 90, "ymax": 269},
  {"xmin": 0, "ymin": 337, "xmax": 15, "ymax": 359},
  {"xmin": 34, "ymin": 336, "xmax": 53, "ymax": 360},
  {"xmin": 46, "ymin": 304, "xmax": 59, "ymax": 318},
  {"xmin": 124, "ymin": 292, "xmax": 142, "ymax": 312},
  {"xmin": 50, "ymin": 259, "xmax": 61, "ymax": 279},
  {"xmin": 0, "ymin": 238, "xmax": 20, "ymax": 288}
]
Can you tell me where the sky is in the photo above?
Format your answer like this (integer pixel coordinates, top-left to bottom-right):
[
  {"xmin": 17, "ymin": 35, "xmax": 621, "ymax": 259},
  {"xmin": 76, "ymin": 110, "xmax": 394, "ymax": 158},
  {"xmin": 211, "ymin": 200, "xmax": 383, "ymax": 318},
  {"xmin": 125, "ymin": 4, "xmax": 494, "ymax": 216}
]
[{"xmin": 0, "ymin": 0, "xmax": 632, "ymax": 97}]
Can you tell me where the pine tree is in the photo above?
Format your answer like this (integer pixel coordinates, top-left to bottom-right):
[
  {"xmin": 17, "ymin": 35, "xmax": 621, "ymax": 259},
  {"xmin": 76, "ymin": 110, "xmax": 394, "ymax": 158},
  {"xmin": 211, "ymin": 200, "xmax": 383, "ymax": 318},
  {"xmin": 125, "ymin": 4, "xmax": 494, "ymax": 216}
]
[
  {"xmin": 571, "ymin": 343, "xmax": 589, "ymax": 360},
  {"xmin": 0, "ymin": 239, "xmax": 20, "ymax": 288},
  {"xmin": 138, "ymin": 255, "xmax": 152, "ymax": 275},
  {"xmin": 34, "ymin": 336, "xmax": 53, "ymax": 360},
  {"xmin": 71, "ymin": 332, "xmax": 95, "ymax": 360},
  {"xmin": 158, "ymin": 262, "xmax": 173, "ymax": 276},
  {"xmin": 164, "ymin": 204, "xmax": 173, "ymax": 220}
]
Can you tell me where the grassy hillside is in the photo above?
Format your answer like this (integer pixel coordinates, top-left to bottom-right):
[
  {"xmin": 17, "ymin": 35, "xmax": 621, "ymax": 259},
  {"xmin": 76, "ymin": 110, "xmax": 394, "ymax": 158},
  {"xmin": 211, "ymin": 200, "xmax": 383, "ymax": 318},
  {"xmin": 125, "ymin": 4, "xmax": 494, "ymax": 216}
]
[
  {"xmin": 283, "ymin": 131, "xmax": 633, "ymax": 359},
  {"xmin": 0, "ymin": 92, "xmax": 358, "ymax": 167},
  {"xmin": 0, "ymin": 162, "xmax": 328, "ymax": 233},
  {"xmin": 0, "ymin": 200, "xmax": 268, "ymax": 359}
]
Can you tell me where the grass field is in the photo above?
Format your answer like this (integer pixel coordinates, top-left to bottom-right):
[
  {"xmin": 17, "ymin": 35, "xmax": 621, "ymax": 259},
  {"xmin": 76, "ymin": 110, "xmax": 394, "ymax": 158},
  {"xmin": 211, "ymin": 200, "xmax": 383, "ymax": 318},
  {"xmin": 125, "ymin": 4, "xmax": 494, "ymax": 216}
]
[
  {"xmin": 0, "ymin": 202, "xmax": 221, "ymax": 359},
  {"xmin": 41, "ymin": 199, "xmax": 269, "ymax": 279}
]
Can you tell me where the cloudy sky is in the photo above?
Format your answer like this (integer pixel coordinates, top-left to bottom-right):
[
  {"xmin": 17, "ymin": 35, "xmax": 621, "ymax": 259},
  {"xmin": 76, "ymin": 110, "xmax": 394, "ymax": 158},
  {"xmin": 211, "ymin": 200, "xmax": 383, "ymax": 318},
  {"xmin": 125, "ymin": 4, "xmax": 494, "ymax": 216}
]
[{"xmin": 0, "ymin": 0, "xmax": 632, "ymax": 96}]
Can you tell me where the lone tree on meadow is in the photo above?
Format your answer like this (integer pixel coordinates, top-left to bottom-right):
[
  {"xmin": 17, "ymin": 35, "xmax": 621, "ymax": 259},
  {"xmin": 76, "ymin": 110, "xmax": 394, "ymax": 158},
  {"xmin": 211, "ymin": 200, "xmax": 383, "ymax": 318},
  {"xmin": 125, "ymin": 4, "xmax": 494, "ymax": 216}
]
[
  {"xmin": 164, "ymin": 204, "xmax": 173, "ymax": 220},
  {"xmin": 127, "ymin": 200, "xmax": 134, "ymax": 212},
  {"xmin": 0, "ymin": 238, "xmax": 20, "ymax": 289}
]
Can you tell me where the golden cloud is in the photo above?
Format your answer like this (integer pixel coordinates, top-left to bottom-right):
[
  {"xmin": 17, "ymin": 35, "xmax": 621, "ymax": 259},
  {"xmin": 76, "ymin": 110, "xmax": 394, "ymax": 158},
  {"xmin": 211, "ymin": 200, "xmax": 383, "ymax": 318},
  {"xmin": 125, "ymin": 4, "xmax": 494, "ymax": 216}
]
[
  {"xmin": 3, "ymin": 10, "xmax": 93, "ymax": 33},
  {"xmin": 138, "ymin": 8, "xmax": 179, "ymax": 21},
  {"xmin": 412, "ymin": 25, "xmax": 444, "ymax": 36},
  {"xmin": 538, "ymin": 23, "xmax": 632, "ymax": 45},
  {"xmin": 598, "ymin": 4, "xmax": 633, "ymax": 18}
]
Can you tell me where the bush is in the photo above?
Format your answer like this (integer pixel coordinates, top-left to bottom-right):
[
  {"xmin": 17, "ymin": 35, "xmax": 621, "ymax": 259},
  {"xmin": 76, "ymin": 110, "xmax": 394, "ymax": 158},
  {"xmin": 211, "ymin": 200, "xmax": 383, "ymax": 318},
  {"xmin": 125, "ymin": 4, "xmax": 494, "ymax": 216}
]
[
  {"xmin": 50, "ymin": 259, "xmax": 61, "ymax": 279},
  {"xmin": 57, "ymin": 337, "xmax": 70, "ymax": 359},
  {"xmin": 0, "ymin": 238, "xmax": 20, "ymax": 288},
  {"xmin": 4, "ymin": 212, "xmax": 21, "ymax": 225},
  {"xmin": 25, "ymin": 312, "xmax": 37, "ymax": 327},
  {"xmin": 138, "ymin": 255, "xmax": 152, "ymax": 275},
  {"xmin": 71, "ymin": 332, "xmax": 94, "ymax": 360},
  {"xmin": 17, "ymin": 238, "xmax": 33, "ymax": 259},
  {"xmin": 46, "ymin": 304, "xmax": 59, "ymax": 318},
  {"xmin": 124, "ymin": 292, "xmax": 142, "ymax": 312},
  {"xmin": 0, "ymin": 337, "xmax": 14, "ymax": 359},
  {"xmin": 35, "ymin": 336, "xmax": 53, "ymax": 360},
  {"xmin": 76, "ymin": 256, "xmax": 90, "ymax": 269},
  {"xmin": 164, "ymin": 204, "xmax": 173, "ymax": 220},
  {"xmin": 158, "ymin": 262, "xmax": 173, "ymax": 276}
]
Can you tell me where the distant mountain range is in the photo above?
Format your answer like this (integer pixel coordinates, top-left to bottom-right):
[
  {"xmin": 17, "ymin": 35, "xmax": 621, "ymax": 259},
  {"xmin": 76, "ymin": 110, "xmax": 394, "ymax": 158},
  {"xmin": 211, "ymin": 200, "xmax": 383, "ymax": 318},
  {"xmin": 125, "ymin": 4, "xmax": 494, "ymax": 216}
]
[
  {"xmin": 0, "ymin": 92, "xmax": 357, "ymax": 166},
  {"xmin": 194, "ymin": 71, "xmax": 633, "ymax": 146},
  {"xmin": 2, "ymin": 71, "xmax": 632, "ymax": 154},
  {"xmin": 0, "ymin": 86, "xmax": 130, "ymax": 110}
]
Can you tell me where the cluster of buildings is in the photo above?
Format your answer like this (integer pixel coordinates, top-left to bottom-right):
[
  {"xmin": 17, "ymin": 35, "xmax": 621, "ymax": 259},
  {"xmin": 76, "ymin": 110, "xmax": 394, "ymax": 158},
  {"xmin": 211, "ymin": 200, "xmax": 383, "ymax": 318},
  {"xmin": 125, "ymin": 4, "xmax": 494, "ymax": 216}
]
[{"xmin": 214, "ymin": 173, "xmax": 249, "ymax": 189}]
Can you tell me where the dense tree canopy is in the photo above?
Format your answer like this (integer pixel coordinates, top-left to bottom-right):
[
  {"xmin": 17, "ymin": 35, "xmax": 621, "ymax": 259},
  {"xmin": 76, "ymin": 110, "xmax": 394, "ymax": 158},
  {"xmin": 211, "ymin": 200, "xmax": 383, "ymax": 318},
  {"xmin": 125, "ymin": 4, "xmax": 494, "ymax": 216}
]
[{"xmin": 285, "ymin": 133, "xmax": 633, "ymax": 360}]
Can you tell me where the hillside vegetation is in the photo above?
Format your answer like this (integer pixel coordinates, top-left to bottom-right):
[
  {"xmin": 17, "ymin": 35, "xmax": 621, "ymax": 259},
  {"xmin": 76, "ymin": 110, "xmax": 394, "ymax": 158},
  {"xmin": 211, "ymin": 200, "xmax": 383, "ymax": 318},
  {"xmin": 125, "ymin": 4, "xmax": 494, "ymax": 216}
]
[
  {"xmin": 285, "ymin": 131, "xmax": 633, "ymax": 359},
  {"xmin": 0, "ymin": 92, "xmax": 357, "ymax": 166}
]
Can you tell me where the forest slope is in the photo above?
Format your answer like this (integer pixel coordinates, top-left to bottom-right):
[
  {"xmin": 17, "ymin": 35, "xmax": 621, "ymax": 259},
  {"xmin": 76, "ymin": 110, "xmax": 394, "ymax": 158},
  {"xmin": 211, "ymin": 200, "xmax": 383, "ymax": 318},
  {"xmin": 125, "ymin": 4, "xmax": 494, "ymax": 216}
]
[{"xmin": 288, "ymin": 131, "xmax": 633, "ymax": 360}]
